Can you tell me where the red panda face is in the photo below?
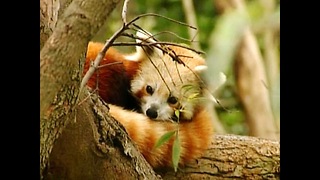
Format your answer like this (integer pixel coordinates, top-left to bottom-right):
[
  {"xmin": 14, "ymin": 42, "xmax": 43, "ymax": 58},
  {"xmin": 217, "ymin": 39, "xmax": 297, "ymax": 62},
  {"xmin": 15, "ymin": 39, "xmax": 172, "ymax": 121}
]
[
  {"xmin": 127, "ymin": 30, "xmax": 208, "ymax": 121},
  {"xmin": 129, "ymin": 47, "xmax": 206, "ymax": 121},
  {"xmin": 138, "ymin": 83, "xmax": 177, "ymax": 120},
  {"xmin": 131, "ymin": 74, "xmax": 205, "ymax": 121}
]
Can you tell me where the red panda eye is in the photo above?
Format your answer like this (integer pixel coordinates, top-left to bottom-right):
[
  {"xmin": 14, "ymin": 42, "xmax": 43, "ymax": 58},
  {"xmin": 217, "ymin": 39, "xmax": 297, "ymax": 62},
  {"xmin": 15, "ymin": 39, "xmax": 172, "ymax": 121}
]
[
  {"xmin": 167, "ymin": 96, "xmax": 178, "ymax": 104},
  {"xmin": 146, "ymin": 85, "xmax": 153, "ymax": 95}
]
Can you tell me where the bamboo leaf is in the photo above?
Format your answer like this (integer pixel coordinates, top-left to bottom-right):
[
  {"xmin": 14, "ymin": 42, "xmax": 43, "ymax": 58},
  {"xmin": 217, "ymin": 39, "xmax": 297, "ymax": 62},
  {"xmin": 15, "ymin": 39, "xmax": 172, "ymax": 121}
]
[
  {"xmin": 181, "ymin": 84, "xmax": 196, "ymax": 94},
  {"xmin": 188, "ymin": 92, "xmax": 200, "ymax": 100},
  {"xmin": 153, "ymin": 131, "xmax": 175, "ymax": 149},
  {"xmin": 181, "ymin": 84, "xmax": 195, "ymax": 91},
  {"xmin": 172, "ymin": 134, "xmax": 181, "ymax": 172},
  {"xmin": 174, "ymin": 110, "xmax": 180, "ymax": 119}
]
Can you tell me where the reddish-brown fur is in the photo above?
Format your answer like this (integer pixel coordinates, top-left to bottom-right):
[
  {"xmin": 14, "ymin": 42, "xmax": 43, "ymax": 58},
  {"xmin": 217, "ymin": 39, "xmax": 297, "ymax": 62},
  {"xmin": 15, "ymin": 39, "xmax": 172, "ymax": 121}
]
[
  {"xmin": 83, "ymin": 42, "xmax": 140, "ymax": 110},
  {"xmin": 108, "ymin": 104, "xmax": 213, "ymax": 168},
  {"xmin": 83, "ymin": 41, "xmax": 214, "ymax": 169}
]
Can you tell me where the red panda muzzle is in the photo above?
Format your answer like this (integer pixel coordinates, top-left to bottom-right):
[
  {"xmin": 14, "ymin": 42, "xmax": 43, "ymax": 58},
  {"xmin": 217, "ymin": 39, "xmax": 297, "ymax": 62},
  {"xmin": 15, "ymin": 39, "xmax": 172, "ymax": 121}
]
[{"xmin": 146, "ymin": 108, "xmax": 158, "ymax": 119}]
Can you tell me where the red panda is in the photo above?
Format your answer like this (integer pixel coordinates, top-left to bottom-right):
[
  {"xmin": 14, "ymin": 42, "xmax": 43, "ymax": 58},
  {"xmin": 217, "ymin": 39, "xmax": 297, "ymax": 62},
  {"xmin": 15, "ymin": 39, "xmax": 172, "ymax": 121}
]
[
  {"xmin": 83, "ymin": 30, "xmax": 216, "ymax": 169},
  {"xmin": 126, "ymin": 31, "xmax": 209, "ymax": 122}
]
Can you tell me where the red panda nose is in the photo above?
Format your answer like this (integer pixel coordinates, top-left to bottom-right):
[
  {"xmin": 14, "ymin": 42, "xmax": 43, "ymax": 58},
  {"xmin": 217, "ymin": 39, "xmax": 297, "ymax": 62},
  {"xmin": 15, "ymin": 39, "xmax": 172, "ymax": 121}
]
[{"xmin": 146, "ymin": 108, "xmax": 158, "ymax": 119}]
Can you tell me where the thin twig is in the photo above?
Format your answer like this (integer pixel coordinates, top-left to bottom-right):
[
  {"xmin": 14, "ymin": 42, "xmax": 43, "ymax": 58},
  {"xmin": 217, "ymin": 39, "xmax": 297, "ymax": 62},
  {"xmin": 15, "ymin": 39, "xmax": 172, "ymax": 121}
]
[
  {"xmin": 98, "ymin": 61, "xmax": 123, "ymax": 68},
  {"xmin": 150, "ymin": 30, "xmax": 199, "ymax": 43},
  {"xmin": 79, "ymin": 25, "xmax": 127, "ymax": 92},
  {"xmin": 112, "ymin": 41, "xmax": 205, "ymax": 55},
  {"xmin": 181, "ymin": 0, "xmax": 200, "ymax": 49},
  {"xmin": 122, "ymin": 0, "xmax": 130, "ymax": 24},
  {"xmin": 140, "ymin": 45, "xmax": 172, "ymax": 93},
  {"xmin": 77, "ymin": 89, "xmax": 97, "ymax": 106},
  {"xmin": 130, "ymin": 13, "xmax": 197, "ymax": 30}
]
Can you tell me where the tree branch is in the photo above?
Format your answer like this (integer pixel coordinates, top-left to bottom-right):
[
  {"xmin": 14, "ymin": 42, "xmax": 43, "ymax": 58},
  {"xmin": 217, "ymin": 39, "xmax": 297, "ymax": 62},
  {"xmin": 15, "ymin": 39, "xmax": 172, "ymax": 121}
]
[
  {"xmin": 181, "ymin": 0, "xmax": 200, "ymax": 49},
  {"xmin": 160, "ymin": 134, "xmax": 280, "ymax": 179},
  {"xmin": 46, "ymin": 94, "xmax": 280, "ymax": 179}
]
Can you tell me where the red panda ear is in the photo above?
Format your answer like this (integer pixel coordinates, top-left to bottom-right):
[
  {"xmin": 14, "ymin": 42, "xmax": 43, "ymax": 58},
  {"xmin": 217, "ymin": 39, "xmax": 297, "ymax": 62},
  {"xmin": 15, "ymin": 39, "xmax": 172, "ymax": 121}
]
[
  {"xmin": 194, "ymin": 65, "xmax": 208, "ymax": 74},
  {"xmin": 125, "ymin": 30, "xmax": 162, "ymax": 61},
  {"xmin": 193, "ymin": 65, "xmax": 207, "ymax": 82},
  {"xmin": 136, "ymin": 30, "xmax": 157, "ymax": 44},
  {"xmin": 210, "ymin": 72, "xmax": 227, "ymax": 92},
  {"xmin": 136, "ymin": 30, "xmax": 163, "ymax": 57}
]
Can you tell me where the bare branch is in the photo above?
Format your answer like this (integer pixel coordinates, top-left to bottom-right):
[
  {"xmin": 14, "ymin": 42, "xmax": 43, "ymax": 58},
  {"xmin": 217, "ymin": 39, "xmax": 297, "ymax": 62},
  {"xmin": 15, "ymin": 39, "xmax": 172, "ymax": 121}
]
[
  {"xmin": 112, "ymin": 41, "xmax": 205, "ymax": 55},
  {"xmin": 79, "ymin": 24, "xmax": 128, "ymax": 92},
  {"xmin": 130, "ymin": 13, "xmax": 197, "ymax": 30},
  {"xmin": 181, "ymin": 0, "xmax": 201, "ymax": 49},
  {"xmin": 149, "ymin": 30, "xmax": 200, "ymax": 44},
  {"xmin": 122, "ymin": 0, "xmax": 130, "ymax": 24}
]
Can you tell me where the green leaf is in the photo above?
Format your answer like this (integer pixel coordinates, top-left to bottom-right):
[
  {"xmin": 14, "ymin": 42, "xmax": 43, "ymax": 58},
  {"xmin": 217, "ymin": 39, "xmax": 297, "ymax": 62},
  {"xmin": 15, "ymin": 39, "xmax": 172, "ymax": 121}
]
[
  {"xmin": 188, "ymin": 92, "xmax": 200, "ymax": 100},
  {"xmin": 181, "ymin": 84, "xmax": 196, "ymax": 94},
  {"xmin": 181, "ymin": 84, "xmax": 195, "ymax": 90},
  {"xmin": 174, "ymin": 110, "xmax": 180, "ymax": 119},
  {"xmin": 172, "ymin": 135, "xmax": 181, "ymax": 172},
  {"xmin": 153, "ymin": 131, "xmax": 175, "ymax": 149}
]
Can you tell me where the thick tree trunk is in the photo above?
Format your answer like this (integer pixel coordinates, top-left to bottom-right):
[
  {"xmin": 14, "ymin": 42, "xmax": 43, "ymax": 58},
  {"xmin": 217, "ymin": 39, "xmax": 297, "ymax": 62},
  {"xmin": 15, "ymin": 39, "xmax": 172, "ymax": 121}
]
[
  {"xmin": 44, "ymin": 92, "xmax": 161, "ymax": 179},
  {"xmin": 40, "ymin": 0, "xmax": 121, "ymax": 177}
]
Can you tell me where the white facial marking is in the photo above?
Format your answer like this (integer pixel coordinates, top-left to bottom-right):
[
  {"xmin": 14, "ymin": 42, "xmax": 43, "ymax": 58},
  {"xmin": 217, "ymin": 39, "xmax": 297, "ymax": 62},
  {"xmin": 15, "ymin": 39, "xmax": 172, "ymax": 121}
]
[{"xmin": 141, "ymin": 94, "xmax": 173, "ymax": 120}]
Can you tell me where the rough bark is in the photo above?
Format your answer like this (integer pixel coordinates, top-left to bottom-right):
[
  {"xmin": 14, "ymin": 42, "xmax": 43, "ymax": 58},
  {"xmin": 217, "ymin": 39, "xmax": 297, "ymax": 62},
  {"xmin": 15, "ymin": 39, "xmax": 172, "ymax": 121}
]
[
  {"xmin": 44, "ymin": 93, "xmax": 280, "ymax": 179},
  {"xmin": 160, "ymin": 135, "xmax": 279, "ymax": 179},
  {"xmin": 44, "ymin": 92, "xmax": 161, "ymax": 180},
  {"xmin": 40, "ymin": 0, "xmax": 73, "ymax": 49},
  {"xmin": 40, "ymin": 0, "xmax": 121, "ymax": 177}
]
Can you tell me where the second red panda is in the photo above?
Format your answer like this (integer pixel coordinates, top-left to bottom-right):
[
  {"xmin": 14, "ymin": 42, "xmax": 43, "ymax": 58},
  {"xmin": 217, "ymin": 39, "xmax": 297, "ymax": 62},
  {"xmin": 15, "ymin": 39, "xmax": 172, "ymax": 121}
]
[{"xmin": 83, "ymin": 30, "xmax": 216, "ymax": 169}]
